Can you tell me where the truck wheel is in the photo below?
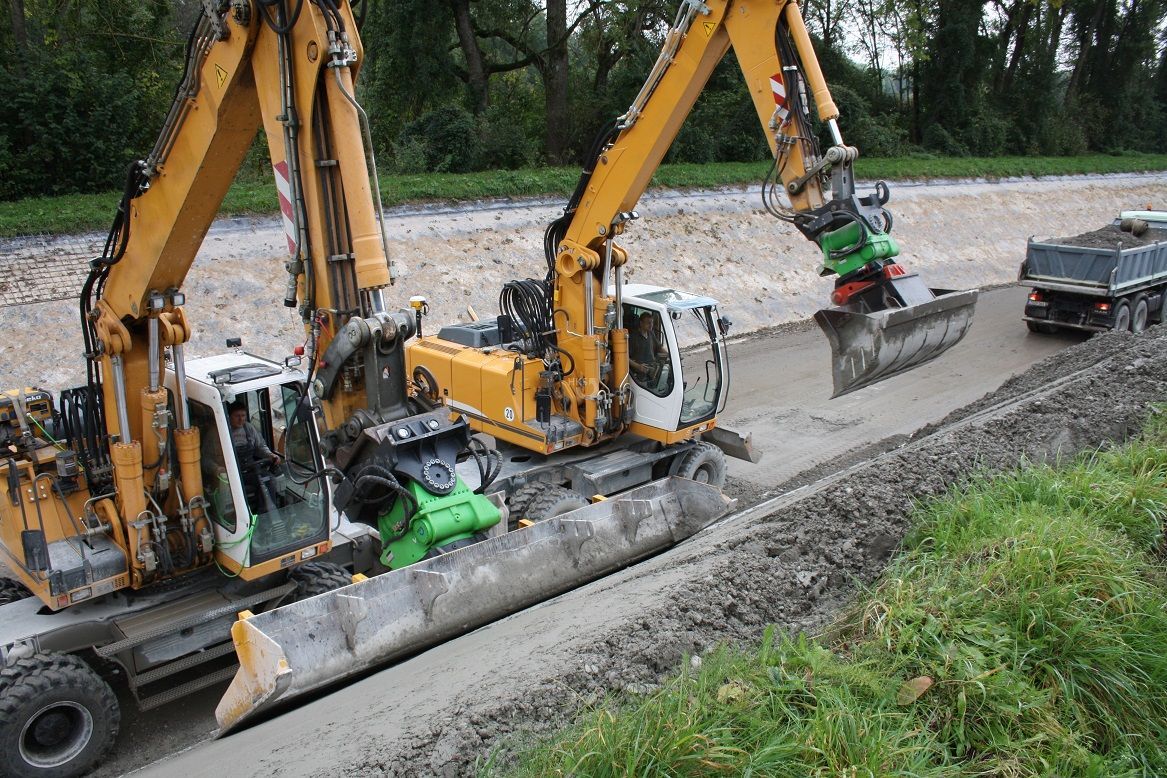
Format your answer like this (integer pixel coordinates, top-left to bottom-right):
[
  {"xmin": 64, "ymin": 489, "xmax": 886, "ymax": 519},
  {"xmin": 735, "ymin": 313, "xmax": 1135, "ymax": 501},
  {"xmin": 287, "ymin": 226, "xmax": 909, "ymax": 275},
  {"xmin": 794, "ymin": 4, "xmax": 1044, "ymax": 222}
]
[
  {"xmin": 1113, "ymin": 300, "xmax": 1132, "ymax": 332},
  {"xmin": 1132, "ymin": 296, "xmax": 1149, "ymax": 334},
  {"xmin": 0, "ymin": 653, "xmax": 119, "ymax": 778},
  {"xmin": 671, "ymin": 442, "xmax": 727, "ymax": 487},
  {"xmin": 288, "ymin": 561, "xmax": 351, "ymax": 601},
  {"xmin": 0, "ymin": 577, "xmax": 32, "ymax": 606},
  {"xmin": 524, "ymin": 486, "xmax": 589, "ymax": 523}
]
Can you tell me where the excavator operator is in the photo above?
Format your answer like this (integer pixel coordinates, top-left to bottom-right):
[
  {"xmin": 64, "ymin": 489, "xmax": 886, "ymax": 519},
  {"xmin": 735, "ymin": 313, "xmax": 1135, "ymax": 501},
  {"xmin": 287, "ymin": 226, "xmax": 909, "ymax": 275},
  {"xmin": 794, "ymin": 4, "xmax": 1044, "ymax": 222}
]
[
  {"xmin": 628, "ymin": 311, "xmax": 672, "ymax": 394},
  {"xmin": 220, "ymin": 401, "xmax": 282, "ymax": 516},
  {"xmin": 227, "ymin": 402, "xmax": 280, "ymax": 472}
]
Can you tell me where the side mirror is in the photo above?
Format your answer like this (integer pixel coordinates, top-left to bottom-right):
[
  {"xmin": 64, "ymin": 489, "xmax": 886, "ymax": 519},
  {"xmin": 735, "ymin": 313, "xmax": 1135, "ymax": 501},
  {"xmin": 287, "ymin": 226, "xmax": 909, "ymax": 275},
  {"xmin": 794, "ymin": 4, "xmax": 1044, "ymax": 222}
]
[{"xmin": 718, "ymin": 316, "xmax": 732, "ymax": 336}]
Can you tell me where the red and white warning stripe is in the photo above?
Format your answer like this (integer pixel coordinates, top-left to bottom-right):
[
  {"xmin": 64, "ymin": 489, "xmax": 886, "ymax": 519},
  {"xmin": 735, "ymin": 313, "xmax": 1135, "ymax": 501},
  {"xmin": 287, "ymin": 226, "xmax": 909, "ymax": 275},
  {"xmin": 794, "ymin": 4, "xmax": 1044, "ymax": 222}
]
[
  {"xmin": 770, "ymin": 72, "xmax": 790, "ymax": 123},
  {"xmin": 273, "ymin": 160, "xmax": 298, "ymax": 256}
]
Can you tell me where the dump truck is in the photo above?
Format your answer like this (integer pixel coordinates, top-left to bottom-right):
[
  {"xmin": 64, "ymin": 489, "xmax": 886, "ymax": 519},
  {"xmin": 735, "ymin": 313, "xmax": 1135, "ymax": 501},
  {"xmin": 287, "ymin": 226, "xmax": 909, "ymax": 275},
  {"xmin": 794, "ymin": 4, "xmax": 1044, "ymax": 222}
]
[{"xmin": 1021, "ymin": 210, "xmax": 1167, "ymax": 334}]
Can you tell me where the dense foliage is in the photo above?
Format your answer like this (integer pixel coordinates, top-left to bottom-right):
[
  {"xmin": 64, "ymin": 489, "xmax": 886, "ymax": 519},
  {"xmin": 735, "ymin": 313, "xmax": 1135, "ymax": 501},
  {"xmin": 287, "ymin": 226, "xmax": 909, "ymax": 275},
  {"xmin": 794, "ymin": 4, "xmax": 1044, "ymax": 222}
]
[{"xmin": 1, "ymin": 0, "xmax": 1165, "ymax": 200}]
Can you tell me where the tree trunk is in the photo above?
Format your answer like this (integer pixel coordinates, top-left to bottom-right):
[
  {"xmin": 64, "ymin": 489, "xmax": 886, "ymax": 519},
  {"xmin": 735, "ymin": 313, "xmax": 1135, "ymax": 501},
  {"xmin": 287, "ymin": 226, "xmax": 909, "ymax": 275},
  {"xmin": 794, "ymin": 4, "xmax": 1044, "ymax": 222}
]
[
  {"xmin": 8, "ymin": 0, "xmax": 27, "ymax": 65},
  {"xmin": 1002, "ymin": 2, "xmax": 1033, "ymax": 91},
  {"xmin": 544, "ymin": 0, "xmax": 569, "ymax": 163},
  {"xmin": 448, "ymin": 0, "xmax": 490, "ymax": 113},
  {"xmin": 1065, "ymin": 0, "xmax": 1106, "ymax": 100},
  {"xmin": 992, "ymin": 0, "xmax": 1023, "ymax": 91}
]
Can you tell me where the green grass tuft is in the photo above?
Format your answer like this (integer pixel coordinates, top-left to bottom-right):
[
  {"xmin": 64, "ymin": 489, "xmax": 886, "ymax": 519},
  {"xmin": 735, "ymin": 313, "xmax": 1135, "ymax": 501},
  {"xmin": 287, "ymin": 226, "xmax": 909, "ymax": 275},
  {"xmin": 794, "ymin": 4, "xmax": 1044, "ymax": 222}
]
[{"xmin": 491, "ymin": 415, "xmax": 1167, "ymax": 777}]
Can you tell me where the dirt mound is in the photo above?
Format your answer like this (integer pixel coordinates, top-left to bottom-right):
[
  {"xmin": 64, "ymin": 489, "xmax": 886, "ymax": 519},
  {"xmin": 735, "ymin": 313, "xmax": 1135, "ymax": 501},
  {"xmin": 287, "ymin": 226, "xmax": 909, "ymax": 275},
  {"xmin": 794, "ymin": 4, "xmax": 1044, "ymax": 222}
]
[
  {"xmin": 1048, "ymin": 223, "xmax": 1167, "ymax": 249},
  {"xmin": 347, "ymin": 327, "xmax": 1167, "ymax": 777}
]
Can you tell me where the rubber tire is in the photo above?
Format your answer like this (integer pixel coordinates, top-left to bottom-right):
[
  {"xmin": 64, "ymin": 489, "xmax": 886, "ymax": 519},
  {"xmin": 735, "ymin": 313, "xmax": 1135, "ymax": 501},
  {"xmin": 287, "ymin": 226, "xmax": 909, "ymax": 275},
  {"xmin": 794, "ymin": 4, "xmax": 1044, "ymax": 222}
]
[
  {"xmin": 288, "ymin": 561, "xmax": 351, "ymax": 601},
  {"xmin": 1132, "ymin": 296, "xmax": 1149, "ymax": 334},
  {"xmin": 0, "ymin": 653, "xmax": 119, "ymax": 778},
  {"xmin": 670, "ymin": 442, "xmax": 728, "ymax": 487},
  {"xmin": 505, "ymin": 483, "xmax": 547, "ymax": 529},
  {"xmin": 524, "ymin": 485, "xmax": 589, "ymax": 523},
  {"xmin": 0, "ymin": 577, "xmax": 32, "ymax": 606},
  {"xmin": 1113, "ymin": 300, "xmax": 1132, "ymax": 332}
]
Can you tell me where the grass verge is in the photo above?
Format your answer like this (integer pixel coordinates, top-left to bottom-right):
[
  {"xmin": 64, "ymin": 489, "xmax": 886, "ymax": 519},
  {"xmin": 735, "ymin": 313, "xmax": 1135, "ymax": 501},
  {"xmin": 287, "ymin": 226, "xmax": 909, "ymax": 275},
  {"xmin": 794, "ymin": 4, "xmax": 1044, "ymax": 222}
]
[
  {"xmin": 2, "ymin": 153, "xmax": 1166, "ymax": 239},
  {"xmin": 491, "ymin": 413, "xmax": 1167, "ymax": 777}
]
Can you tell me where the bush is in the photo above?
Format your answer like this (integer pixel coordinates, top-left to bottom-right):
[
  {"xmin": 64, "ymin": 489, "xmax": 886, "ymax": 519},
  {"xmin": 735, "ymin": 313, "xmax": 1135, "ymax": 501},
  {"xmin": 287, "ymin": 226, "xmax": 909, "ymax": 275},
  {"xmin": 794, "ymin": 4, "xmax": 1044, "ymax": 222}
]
[
  {"xmin": 830, "ymin": 84, "xmax": 908, "ymax": 157},
  {"xmin": 959, "ymin": 109, "xmax": 1009, "ymax": 156},
  {"xmin": 922, "ymin": 124, "xmax": 969, "ymax": 156},
  {"xmin": 394, "ymin": 105, "xmax": 481, "ymax": 174},
  {"xmin": 476, "ymin": 105, "xmax": 540, "ymax": 170},
  {"xmin": 390, "ymin": 137, "xmax": 430, "ymax": 175}
]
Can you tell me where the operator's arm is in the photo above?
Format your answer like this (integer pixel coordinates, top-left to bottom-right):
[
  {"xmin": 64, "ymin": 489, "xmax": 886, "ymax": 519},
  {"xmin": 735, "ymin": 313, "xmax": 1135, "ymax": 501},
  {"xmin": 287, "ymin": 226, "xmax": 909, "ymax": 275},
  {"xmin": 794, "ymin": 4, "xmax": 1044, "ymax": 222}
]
[{"xmin": 247, "ymin": 424, "xmax": 278, "ymax": 463}]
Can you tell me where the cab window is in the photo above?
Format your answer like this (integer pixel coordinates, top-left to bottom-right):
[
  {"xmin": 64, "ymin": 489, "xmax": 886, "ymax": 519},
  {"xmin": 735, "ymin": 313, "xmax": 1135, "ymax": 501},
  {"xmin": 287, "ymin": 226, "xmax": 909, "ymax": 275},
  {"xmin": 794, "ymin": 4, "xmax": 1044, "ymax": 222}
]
[{"xmin": 623, "ymin": 305, "xmax": 674, "ymax": 398}]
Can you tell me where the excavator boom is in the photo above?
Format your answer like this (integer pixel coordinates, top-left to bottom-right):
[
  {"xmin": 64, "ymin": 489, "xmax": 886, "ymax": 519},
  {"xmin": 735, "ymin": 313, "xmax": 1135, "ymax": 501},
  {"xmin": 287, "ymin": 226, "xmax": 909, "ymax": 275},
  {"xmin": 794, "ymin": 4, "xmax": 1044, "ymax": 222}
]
[{"xmin": 546, "ymin": 0, "xmax": 975, "ymax": 403}]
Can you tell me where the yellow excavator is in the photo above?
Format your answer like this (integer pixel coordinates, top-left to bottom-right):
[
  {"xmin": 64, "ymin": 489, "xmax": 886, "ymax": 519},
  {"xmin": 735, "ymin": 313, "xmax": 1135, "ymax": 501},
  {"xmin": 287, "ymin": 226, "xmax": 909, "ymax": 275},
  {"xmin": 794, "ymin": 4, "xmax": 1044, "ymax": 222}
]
[
  {"xmin": 216, "ymin": 0, "xmax": 975, "ymax": 737},
  {"xmin": 0, "ymin": 0, "xmax": 973, "ymax": 773}
]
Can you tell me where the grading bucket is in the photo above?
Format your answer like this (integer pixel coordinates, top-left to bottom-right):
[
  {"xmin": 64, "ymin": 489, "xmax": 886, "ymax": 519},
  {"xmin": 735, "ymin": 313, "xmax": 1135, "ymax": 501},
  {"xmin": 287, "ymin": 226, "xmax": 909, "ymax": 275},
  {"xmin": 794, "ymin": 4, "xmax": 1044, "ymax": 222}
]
[{"xmin": 814, "ymin": 287, "xmax": 978, "ymax": 397}]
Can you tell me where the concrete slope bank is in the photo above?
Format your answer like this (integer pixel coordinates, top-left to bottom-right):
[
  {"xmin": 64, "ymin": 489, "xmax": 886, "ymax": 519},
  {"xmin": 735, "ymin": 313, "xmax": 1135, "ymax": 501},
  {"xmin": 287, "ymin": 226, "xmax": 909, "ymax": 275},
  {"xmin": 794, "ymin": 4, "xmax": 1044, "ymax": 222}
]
[
  {"xmin": 0, "ymin": 173, "xmax": 1162, "ymax": 392},
  {"xmin": 145, "ymin": 315, "xmax": 1167, "ymax": 778}
]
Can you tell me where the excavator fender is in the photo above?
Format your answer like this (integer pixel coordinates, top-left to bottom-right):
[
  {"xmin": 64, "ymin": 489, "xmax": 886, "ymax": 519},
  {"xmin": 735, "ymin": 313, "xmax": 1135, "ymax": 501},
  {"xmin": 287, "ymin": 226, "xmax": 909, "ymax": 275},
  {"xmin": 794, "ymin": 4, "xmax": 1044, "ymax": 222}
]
[
  {"xmin": 215, "ymin": 477, "xmax": 733, "ymax": 733},
  {"xmin": 815, "ymin": 288, "xmax": 979, "ymax": 397}
]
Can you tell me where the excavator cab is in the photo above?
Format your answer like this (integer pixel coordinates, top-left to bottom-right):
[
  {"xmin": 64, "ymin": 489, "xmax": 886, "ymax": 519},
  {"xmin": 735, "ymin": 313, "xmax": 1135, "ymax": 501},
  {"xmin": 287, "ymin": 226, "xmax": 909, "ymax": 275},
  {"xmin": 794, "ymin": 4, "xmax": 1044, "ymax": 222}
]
[
  {"xmin": 622, "ymin": 284, "xmax": 729, "ymax": 434},
  {"xmin": 178, "ymin": 355, "xmax": 330, "ymax": 577}
]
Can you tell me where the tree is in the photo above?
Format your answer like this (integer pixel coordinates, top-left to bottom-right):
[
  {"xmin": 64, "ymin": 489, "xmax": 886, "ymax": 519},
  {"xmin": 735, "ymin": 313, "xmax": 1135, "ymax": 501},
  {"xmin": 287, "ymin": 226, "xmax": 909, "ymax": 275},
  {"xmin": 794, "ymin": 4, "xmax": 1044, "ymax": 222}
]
[{"xmin": 0, "ymin": 0, "xmax": 182, "ymax": 198}]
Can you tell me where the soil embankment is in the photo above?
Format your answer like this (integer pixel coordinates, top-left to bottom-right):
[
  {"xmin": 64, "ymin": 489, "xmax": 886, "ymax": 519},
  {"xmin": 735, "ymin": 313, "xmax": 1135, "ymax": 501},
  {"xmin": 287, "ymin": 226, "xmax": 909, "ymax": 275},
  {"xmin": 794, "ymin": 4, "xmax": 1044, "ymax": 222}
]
[{"xmin": 0, "ymin": 173, "xmax": 1162, "ymax": 392}]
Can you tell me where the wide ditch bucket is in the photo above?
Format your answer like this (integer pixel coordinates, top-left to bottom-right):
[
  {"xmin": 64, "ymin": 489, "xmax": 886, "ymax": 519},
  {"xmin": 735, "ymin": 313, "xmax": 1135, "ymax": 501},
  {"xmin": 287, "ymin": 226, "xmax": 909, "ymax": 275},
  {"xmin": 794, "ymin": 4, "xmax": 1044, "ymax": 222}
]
[
  {"xmin": 215, "ymin": 477, "xmax": 733, "ymax": 734},
  {"xmin": 814, "ymin": 288, "xmax": 978, "ymax": 398}
]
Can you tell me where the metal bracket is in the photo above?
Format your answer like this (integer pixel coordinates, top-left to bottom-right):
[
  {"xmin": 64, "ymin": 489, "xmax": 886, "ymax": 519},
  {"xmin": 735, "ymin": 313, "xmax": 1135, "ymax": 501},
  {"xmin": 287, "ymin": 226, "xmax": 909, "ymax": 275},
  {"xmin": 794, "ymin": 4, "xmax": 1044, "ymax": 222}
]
[
  {"xmin": 201, "ymin": 0, "xmax": 231, "ymax": 40},
  {"xmin": 334, "ymin": 593, "xmax": 367, "ymax": 652},
  {"xmin": 613, "ymin": 499, "xmax": 653, "ymax": 544},
  {"xmin": 411, "ymin": 569, "xmax": 449, "ymax": 622},
  {"xmin": 558, "ymin": 520, "xmax": 596, "ymax": 568}
]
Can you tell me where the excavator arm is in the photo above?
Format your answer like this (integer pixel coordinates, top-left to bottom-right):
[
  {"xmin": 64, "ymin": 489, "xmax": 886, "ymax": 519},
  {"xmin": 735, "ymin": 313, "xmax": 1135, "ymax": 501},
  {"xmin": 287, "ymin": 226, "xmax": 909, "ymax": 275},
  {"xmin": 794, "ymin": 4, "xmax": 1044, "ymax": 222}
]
[
  {"xmin": 56, "ymin": 0, "xmax": 500, "ymax": 588},
  {"xmin": 549, "ymin": 0, "xmax": 976, "ymax": 402}
]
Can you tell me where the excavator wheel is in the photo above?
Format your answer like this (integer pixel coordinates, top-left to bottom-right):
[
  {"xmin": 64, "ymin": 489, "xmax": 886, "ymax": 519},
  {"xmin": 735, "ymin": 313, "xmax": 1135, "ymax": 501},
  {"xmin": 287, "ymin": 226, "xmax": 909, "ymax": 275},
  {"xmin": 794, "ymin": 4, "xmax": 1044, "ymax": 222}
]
[
  {"xmin": 505, "ymin": 482, "xmax": 550, "ymax": 530},
  {"xmin": 0, "ymin": 652, "xmax": 119, "ymax": 778},
  {"xmin": 0, "ymin": 577, "xmax": 32, "ymax": 607},
  {"xmin": 670, "ymin": 442, "xmax": 728, "ymax": 486},
  {"xmin": 287, "ymin": 562, "xmax": 352, "ymax": 602},
  {"xmin": 524, "ymin": 485, "xmax": 590, "ymax": 524}
]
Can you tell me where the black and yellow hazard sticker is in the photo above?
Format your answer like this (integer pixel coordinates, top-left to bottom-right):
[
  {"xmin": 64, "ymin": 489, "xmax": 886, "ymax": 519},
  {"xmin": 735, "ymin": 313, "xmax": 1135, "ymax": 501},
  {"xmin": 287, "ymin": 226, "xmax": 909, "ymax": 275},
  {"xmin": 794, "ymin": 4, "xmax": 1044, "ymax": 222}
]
[
  {"xmin": 703, "ymin": 22, "xmax": 715, "ymax": 37},
  {"xmin": 215, "ymin": 65, "xmax": 228, "ymax": 89}
]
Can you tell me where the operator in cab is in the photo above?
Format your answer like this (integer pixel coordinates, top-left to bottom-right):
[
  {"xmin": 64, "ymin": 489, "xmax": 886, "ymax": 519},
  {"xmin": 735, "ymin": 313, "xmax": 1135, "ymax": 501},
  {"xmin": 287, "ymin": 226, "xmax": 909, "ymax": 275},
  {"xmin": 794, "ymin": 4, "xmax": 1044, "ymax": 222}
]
[
  {"xmin": 226, "ymin": 401, "xmax": 281, "ymax": 473},
  {"xmin": 628, "ymin": 311, "xmax": 668, "ymax": 382},
  {"xmin": 202, "ymin": 400, "xmax": 282, "ymax": 517}
]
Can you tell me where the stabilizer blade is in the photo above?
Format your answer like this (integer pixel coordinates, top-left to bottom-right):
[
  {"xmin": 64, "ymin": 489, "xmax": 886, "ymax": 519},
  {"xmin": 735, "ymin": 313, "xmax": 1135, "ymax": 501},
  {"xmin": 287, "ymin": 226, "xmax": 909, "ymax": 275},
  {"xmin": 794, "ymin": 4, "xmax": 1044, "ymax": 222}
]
[{"xmin": 215, "ymin": 477, "xmax": 733, "ymax": 734}]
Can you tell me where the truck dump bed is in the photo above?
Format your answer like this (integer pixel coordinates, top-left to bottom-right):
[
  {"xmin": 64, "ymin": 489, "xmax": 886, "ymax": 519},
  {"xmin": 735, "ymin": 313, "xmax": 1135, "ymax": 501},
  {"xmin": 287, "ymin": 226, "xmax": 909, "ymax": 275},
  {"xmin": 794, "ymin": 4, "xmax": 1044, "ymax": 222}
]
[{"xmin": 1023, "ymin": 223, "xmax": 1167, "ymax": 296}]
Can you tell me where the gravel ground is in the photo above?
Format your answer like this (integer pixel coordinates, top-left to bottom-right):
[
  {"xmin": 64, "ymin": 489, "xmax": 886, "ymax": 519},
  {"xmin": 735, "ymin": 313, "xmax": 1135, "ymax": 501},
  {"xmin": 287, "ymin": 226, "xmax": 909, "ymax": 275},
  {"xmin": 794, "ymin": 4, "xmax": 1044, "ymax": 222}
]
[
  {"xmin": 343, "ymin": 325, "xmax": 1166, "ymax": 777},
  {"xmin": 2, "ymin": 174, "xmax": 1163, "ymax": 394}
]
